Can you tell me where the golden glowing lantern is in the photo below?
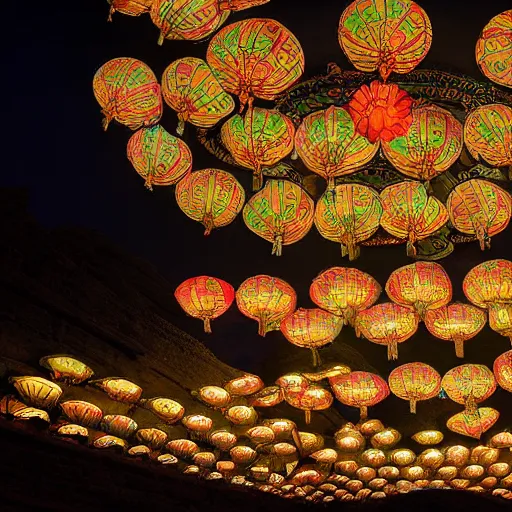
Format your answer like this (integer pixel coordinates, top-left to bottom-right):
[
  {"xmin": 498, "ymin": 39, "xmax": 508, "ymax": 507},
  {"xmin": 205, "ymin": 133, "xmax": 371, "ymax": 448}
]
[
  {"xmin": 388, "ymin": 363, "xmax": 441, "ymax": 413},
  {"xmin": 107, "ymin": 0, "xmax": 154, "ymax": 21},
  {"xmin": 371, "ymin": 428, "xmax": 401, "ymax": 450},
  {"xmin": 355, "ymin": 303, "xmax": 419, "ymax": 360},
  {"xmin": 58, "ymin": 424, "xmax": 88, "ymax": 438},
  {"xmin": 490, "ymin": 432, "xmax": 512, "ymax": 449},
  {"xmin": 471, "ymin": 446, "xmax": 500, "ymax": 466},
  {"xmin": 0, "ymin": 396, "xmax": 50, "ymax": 423},
  {"xmin": 386, "ymin": 261, "xmax": 452, "ymax": 319},
  {"xmin": 442, "ymin": 364, "xmax": 496, "ymax": 411},
  {"xmin": 494, "ymin": 350, "xmax": 512, "ymax": 392},
  {"xmin": 207, "ymin": 18, "xmax": 304, "ymax": 112},
  {"xmin": 101, "ymin": 415, "xmax": 138, "ymax": 438},
  {"xmin": 489, "ymin": 303, "xmax": 512, "ymax": 344},
  {"xmin": 271, "ymin": 442, "xmax": 298, "ymax": 458},
  {"xmin": 90, "ymin": 377, "xmax": 142, "ymax": 404},
  {"xmin": 249, "ymin": 386, "xmax": 283, "ymax": 408},
  {"xmin": 182, "ymin": 414, "xmax": 213, "ymax": 432},
  {"xmin": 281, "ymin": 383, "xmax": 334, "ymax": 424},
  {"xmin": 338, "ymin": 0, "xmax": 432, "ymax": 81},
  {"xmin": 382, "ymin": 105, "xmax": 463, "ymax": 181},
  {"xmin": 310, "ymin": 267, "xmax": 381, "ymax": 326},
  {"xmin": 196, "ymin": 385, "xmax": 231, "ymax": 408},
  {"xmin": 280, "ymin": 308, "xmax": 343, "ymax": 366},
  {"xmin": 262, "ymin": 418, "xmax": 297, "ymax": 439},
  {"xmin": 243, "ymin": 180, "xmax": 314, "ymax": 255},
  {"xmin": 411, "ymin": 430, "xmax": 443, "ymax": 446},
  {"xmin": 127, "ymin": 125, "xmax": 192, "ymax": 190},
  {"xmin": 334, "ymin": 425, "xmax": 366, "ymax": 453},
  {"xmin": 92, "ymin": 57, "xmax": 162, "ymax": 131},
  {"xmin": 360, "ymin": 449, "xmax": 387, "ymax": 468},
  {"xmin": 445, "ymin": 445, "xmax": 470, "ymax": 467},
  {"xmin": 236, "ymin": 275, "xmax": 296, "ymax": 336},
  {"xmin": 193, "ymin": 451, "xmax": 217, "ymax": 468},
  {"xmin": 175, "ymin": 169, "xmax": 244, "ymax": 236},
  {"xmin": 437, "ymin": 466, "xmax": 459, "ymax": 480},
  {"xmin": 216, "ymin": 460, "xmax": 236, "ymax": 474},
  {"xmin": 60, "ymin": 400, "xmax": 103, "ymax": 428},
  {"xmin": 225, "ymin": 405, "xmax": 257, "ymax": 425},
  {"xmin": 447, "ymin": 179, "xmax": 512, "ymax": 250},
  {"xmin": 167, "ymin": 439, "xmax": 200, "ymax": 458},
  {"xmin": 93, "ymin": 435, "xmax": 127, "ymax": 450},
  {"xmin": 136, "ymin": 428, "xmax": 168, "ymax": 449},
  {"xmin": 289, "ymin": 466, "xmax": 323, "ymax": 486},
  {"xmin": 140, "ymin": 397, "xmax": 185, "ymax": 424},
  {"xmin": 230, "ymin": 445, "xmax": 257, "ymax": 465},
  {"xmin": 417, "ymin": 449, "xmax": 444, "ymax": 470},
  {"xmin": 359, "ymin": 419, "xmax": 385, "ymax": 437},
  {"xmin": 295, "ymin": 106, "xmax": 378, "ymax": 189},
  {"xmin": 329, "ymin": 371, "xmax": 390, "ymax": 420},
  {"xmin": 447, "ymin": 407, "xmax": 500, "ymax": 439},
  {"xmin": 314, "ymin": 184, "xmax": 383, "ymax": 260},
  {"xmin": 298, "ymin": 432, "xmax": 324, "ymax": 456},
  {"xmin": 424, "ymin": 303, "xmax": 487, "ymax": 358},
  {"xmin": 128, "ymin": 445, "xmax": 151, "ymax": 457},
  {"xmin": 209, "ymin": 430, "xmax": 237, "ymax": 451},
  {"xmin": 225, "ymin": 374, "xmax": 264, "ymax": 396},
  {"xmin": 10, "ymin": 376, "xmax": 62, "ymax": 409},
  {"xmin": 39, "ymin": 355, "xmax": 93, "ymax": 384},
  {"xmin": 175, "ymin": 276, "xmax": 235, "ymax": 333},
  {"xmin": 246, "ymin": 426, "xmax": 275, "ymax": 444},
  {"xmin": 380, "ymin": 181, "xmax": 449, "ymax": 257},
  {"xmin": 390, "ymin": 449, "xmax": 416, "ymax": 467}
]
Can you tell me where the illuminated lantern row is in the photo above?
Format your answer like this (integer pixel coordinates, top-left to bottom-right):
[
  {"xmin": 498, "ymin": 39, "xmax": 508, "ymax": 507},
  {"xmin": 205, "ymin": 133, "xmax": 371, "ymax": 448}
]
[{"xmin": 494, "ymin": 350, "xmax": 512, "ymax": 393}]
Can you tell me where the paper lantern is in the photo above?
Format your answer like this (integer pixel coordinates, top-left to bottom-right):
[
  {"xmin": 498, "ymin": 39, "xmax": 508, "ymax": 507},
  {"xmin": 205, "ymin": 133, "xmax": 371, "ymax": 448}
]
[
  {"xmin": 196, "ymin": 386, "xmax": 232, "ymax": 408},
  {"xmin": 136, "ymin": 428, "xmax": 168, "ymax": 449},
  {"xmin": 225, "ymin": 405, "xmax": 257, "ymax": 425},
  {"xmin": 39, "ymin": 355, "xmax": 93, "ymax": 384},
  {"xmin": 175, "ymin": 169, "xmax": 244, "ymax": 235},
  {"xmin": 236, "ymin": 275, "xmax": 296, "ymax": 336},
  {"xmin": 494, "ymin": 350, "xmax": 512, "ymax": 392},
  {"xmin": 310, "ymin": 267, "xmax": 381, "ymax": 326},
  {"xmin": 60, "ymin": 400, "xmax": 103, "ymax": 428},
  {"xmin": 281, "ymin": 383, "xmax": 333, "ymax": 424},
  {"xmin": 230, "ymin": 446, "xmax": 257, "ymax": 465},
  {"xmin": 388, "ymin": 363, "xmax": 441, "ymax": 413},
  {"xmin": 10, "ymin": 376, "xmax": 62, "ymax": 409},
  {"xmin": 389, "ymin": 447, "xmax": 414, "ymax": 466},
  {"xmin": 295, "ymin": 106, "xmax": 378, "ymax": 188},
  {"xmin": 314, "ymin": 184, "xmax": 383, "ymax": 260},
  {"xmin": 338, "ymin": 0, "xmax": 432, "ymax": 80},
  {"xmin": 127, "ymin": 125, "xmax": 192, "ymax": 190},
  {"xmin": 249, "ymin": 386, "xmax": 283, "ymax": 407},
  {"xmin": 183, "ymin": 414, "xmax": 214, "ymax": 433},
  {"xmin": 463, "ymin": 259, "xmax": 512, "ymax": 308},
  {"xmin": 442, "ymin": 364, "xmax": 496, "ymax": 411},
  {"xmin": 209, "ymin": 430, "xmax": 238, "ymax": 451},
  {"xmin": 371, "ymin": 428, "xmax": 401, "ymax": 450},
  {"xmin": 107, "ymin": 0, "xmax": 154, "ymax": 20},
  {"xmin": 475, "ymin": 11, "xmax": 512, "ymax": 88},
  {"xmin": 224, "ymin": 374, "xmax": 264, "ymax": 396},
  {"xmin": 386, "ymin": 261, "xmax": 452, "ymax": 319},
  {"xmin": 58, "ymin": 424, "xmax": 89, "ymax": 438},
  {"xmin": 92, "ymin": 57, "xmax": 162, "ymax": 131},
  {"xmin": 424, "ymin": 303, "xmax": 487, "ymax": 357},
  {"xmin": 280, "ymin": 308, "xmax": 343, "ymax": 366},
  {"xmin": 447, "ymin": 407, "xmax": 500, "ymax": 439},
  {"xmin": 490, "ymin": 432, "xmax": 512, "ymax": 449},
  {"xmin": 382, "ymin": 105, "xmax": 463, "ymax": 181},
  {"xmin": 94, "ymin": 435, "xmax": 127, "ymax": 450},
  {"xmin": 298, "ymin": 432, "xmax": 325, "ymax": 456},
  {"xmin": 329, "ymin": 371, "xmax": 390, "ymax": 420},
  {"xmin": 0, "ymin": 396, "xmax": 50, "ymax": 423},
  {"xmin": 222, "ymin": 108, "xmax": 295, "ymax": 190},
  {"xmin": 488, "ymin": 303, "xmax": 512, "ymax": 344},
  {"xmin": 447, "ymin": 179, "xmax": 512, "ymax": 250},
  {"xmin": 246, "ymin": 426, "xmax": 275, "ymax": 444},
  {"xmin": 167, "ymin": 439, "xmax": 200, "ymax": 458},
  {"xmin": 90, "ymin": 377, "xmax": 142, "ymax": 404},
  {"xmin": 140, "ymin": 397, "xmax": 185, "ymax": 424},
  {"xmin": 207, "ymin": 18, "xmax": 304, "ymax": 111},
  {"xmin": 411, "ymin": 430, "xmax": 444, "ymax": 446},
  {"xmin": 355, "ymin": 303, "xmax": 419, "ymax": 360},
  {"xmin": 193, "ymin": 451, "xmax": 217, "ymax": 468},
  {"xmin": 101, "ymin": 415, "xmax": 138, "ymax": 438},
  {"xmin": 175, "ymin": 276, "xmax": 235, "ymax": 333},
  {"xmin": 380, "ymin": 181, "xmax": 449, "ymax": 257}
]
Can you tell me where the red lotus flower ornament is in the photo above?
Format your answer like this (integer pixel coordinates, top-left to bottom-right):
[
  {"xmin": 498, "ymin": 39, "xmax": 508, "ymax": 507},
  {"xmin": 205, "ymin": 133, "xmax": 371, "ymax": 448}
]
[{"xmin": 347, "ymin": 81, "xmax": 413, "ymax": 144}]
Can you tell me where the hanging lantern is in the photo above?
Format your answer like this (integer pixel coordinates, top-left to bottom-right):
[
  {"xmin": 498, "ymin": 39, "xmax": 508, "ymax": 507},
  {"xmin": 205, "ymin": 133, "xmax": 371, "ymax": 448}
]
[
  {"xmin": 447, "ymin": 179, "xmax": 512, "ymax": 250},
  {"xmin": 488, "ymin": 303, "xmax": 512, "ymax": 344},
  {"xmin": 314, "ymin": 184, "xmax": 383, "ymax": 260},
  {"xmin": 127, "ymin": 125, "xmax": 192, "ymax": 191},
  {"xmin": 475, "ymin": 11, "xmax": 512, "ymax": 89},
  {"xmin": 382, "ymin": 105, "xmax": 463, "ymax": 181},
  {"xmin": 380, "ymin": 181, "xmax": 449, "ymax": 257},
  {"xmin": 243, "ymin": 180, "xmax": 314, "ymax": 255},
  {"xmin": 447, "ymin": 408, "xmax": 500, "ymax": 439},
  {"xmin": 441, "ymin": 364, "xmax": 496, "ymax": 412},
  {"xmin": 338, "ymin": 0, "xmax": 432, "ymax": 80},
  {"xmin": 280, "ymin": 308, "xmax": 343, "ymax": 366},
  {"xmin": 39, "ymin": 355, "xmax": 93, "ymax": 385},
  {"xmin": 10, "ymin": 376, "xmax": 62, "ymax": 410},
  {"xmin": 207, "ymin": 18, "xmax": 304, "ymax": 112},
  {"xmin": 101, "ymin": 415, "xmax": 138, "ymax": 439},
  {"xmin": 92, "ymin": 57, "xmax": 162, "ymax": 131},
  {"xmin": 329, "ymin": 371, "xmax": 390, "ymax": 420},
  {"xmin": 224, "ymin": 374, "xmax": 264, "ymax": 396},
  {"xmin": 60, "ymin": 400, "xmax": 103, "ymax": 428},
  {"xmin": 388, "ymin": 363, "xmax": 441, "ymax": 413},
  {"xmin": 355, "ymin": 303, "xmax": 419, "ymax": 360},
  {"xmin": 107, "ymin": 0, "xmax": 154, "ymax": 21},
  {"xmin": 90, "ymin": 377, "xmax": 142, "ymax": 404},
  {"xmin": 281, "ymin": 383, "xmax": 333, "ymax": 424},
  {"xmin": 295, "ymin": 106, "xmax": 379, "ymax": 189},
  {"xmin": 222, "ymin": 108, "xmax": 295, "ymax": 190},
  {"xmin": 494, "ymin": 350, "xmax": 512, "ymax": 392},
  {"xmin": 424, "ymin": 303, "xmax": 487, "ymax": 358},
  {"xmin": 175, "ymin": 169, "xmax": 244, "ymax": 235},
  {"xmin": 386, "ymin": 261, "xmax": 452, "ymax": 319},
  {"xmin": 310, "ymin": 267, "xmax": 381, "ymax": 326},
  {"xmin": 140, "ymin": 397, "xmax": 185, "ymax": 424},
  {"xmin": 174, "ymin": 276, "xmax": 234, "ymax": 333}
]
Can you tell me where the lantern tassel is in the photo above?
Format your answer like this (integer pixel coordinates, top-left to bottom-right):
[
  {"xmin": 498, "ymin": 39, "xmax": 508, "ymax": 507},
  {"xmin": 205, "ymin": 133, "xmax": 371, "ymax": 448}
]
[
  {"xmin": 359, "ymin": 405, "xmax": 368, "ymax": 421},
  {"xmin": 203, "ymin": 318, "xmax": 212, "ymax": 334},
  {"xmin": 454, "ymin": 338, "xmax": 464, "ymax": 358},
  {"xmin": 158, "ymin": 31, "xmax": 165, "ymax": 46},
  {"xmin": 258, "ymin": 318, "xmax": 268, "ymax": 337},
  {"xmin": 253, "ymin": 170, "xmax": 263, "ymax": 191},
  {"xmin": 144, "ymin": 174, "xmax": 154, "ymax": 191},
  {"xmin": 327, "ymin": 176, "xmax": 335, "ymax": 190},
  {"xmin": 203, "ymin": 214, "xmax": 214, "ymax": 236},
  {"xmin": 347, "ymin": 242, "xmax": 360, "ymax": 261},
  {"xmin": 387, "ymin": 341, "xmax": 398, "ymax": 360},
  {"xmin": 290, "ymin": 148, "xmax": 298, "ymax": 161},
  {"xmin": 409, "ymin": 399, "xmax": 417, "ymax": 414},
  {"xmin": 406, "ymin": 240, "xmax": 417, "ymax": 257},
  {"xmin": 272, "ymin": 234, "xmax": 283, "ymax": 257},
  {"xmin": 107, "ymin": 6, "xmax": 115, "ymax": 22},
  {"xmin": 304, "ymin": 410, "xmax": 311, "ymax": 425},
  {"xmin": 311, "ymin": 347, "xmax": 321, "ymax": 367},
  {"xmin": 177, "ymin": 119, "xmax": 185, "ymax": 137},
  {"xmin": 102, "ymin": 113, "xmax": 112, "ymax": 131}
]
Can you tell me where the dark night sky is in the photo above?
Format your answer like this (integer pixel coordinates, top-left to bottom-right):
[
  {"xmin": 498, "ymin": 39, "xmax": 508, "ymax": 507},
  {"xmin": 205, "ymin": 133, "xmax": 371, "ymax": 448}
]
[{"xmin": 3, "ymin": 1, "xmax": 512, "ymax": 433}]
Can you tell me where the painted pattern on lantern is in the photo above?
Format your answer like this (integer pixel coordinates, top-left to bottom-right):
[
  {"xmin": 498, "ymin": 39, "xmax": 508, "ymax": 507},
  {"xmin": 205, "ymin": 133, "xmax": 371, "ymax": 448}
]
[
  {"xmin": 314, "ymin": 184, "xmax": 383, "ymax": 260},
  {"xmin": 93, "ymin": 58, "xmax": 162, "ymax": 131},
  {"xmin": 489, "ymin": 303, "xmax": 512, "ymax": 344},
  {"xmin": 107, "ymin": 0, "xmax": 154, "ymax": 21},
  {"xmin": 243, "ymin": 180, "xmax": 314, "ymax": 256},
  {"xmin": 175, "ymin": 169, "xmax": 245, "ymax": 235},
  {"xmin": 39, "ymin": 355, "xmax": 94, "ymax": 384},
  {"xmin": 447, "ymin": 407, "xmax": 500, "ymax": 439},
  {"xmin": 279, "ymin": 381, "xmax": 333, "ymax": 425},
  {"xmin": 493, "ymin": 350, "xmax": 512, "ymax": 393},
  {"xmin": 175, "ymin": 276, "xmax": 234, "ymax": 333},
  {"xmin": 10, "ymin": 377, "xmax": 62, "ymax": 410},
  {"xmin": 90, "ymin": 378, "xmax": 142, "ymax": 404},
  {"xmin": 60, "ymin": 400, "xmax": 103, "ymax": 428},
  {"xmin": 338, "ymin": 0, "xmax": 432, "ymax": 81}
]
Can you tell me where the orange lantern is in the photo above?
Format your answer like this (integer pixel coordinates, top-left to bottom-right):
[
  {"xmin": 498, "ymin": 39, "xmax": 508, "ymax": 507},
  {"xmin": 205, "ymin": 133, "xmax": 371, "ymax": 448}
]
[
  {"xmin": 494, "ymin": 350, "xmax": 512, "ymax": 393},
  {"xmin": 355, "ymin": 303, "xmax": 419, "ymax": 360},
  {"xmin": 101, "ymin": 415, "xmax": 138, "ymax": 438},
  {"xmin": 388, "ymin": 363, "xmax": 441, "ymax": 413},
  {"xmin": 236, "ymin": 275, "xmax": 296, "ymax": 336},
  {"xmin": 175, "ymin": 169, "xmax": 245, "ymax": 235},
  {"xmin": 280, "ymin": 308, "xmax": 343, "ymax": 366},
  {"xmin": 248, "ymin": 386, "xmax": 283, "ymax": 408},
  {"xmin": 195, "ymin": 386, "xmax": 231, "ymax": 408},
  {"xmin": 295, "ymin": 106, "xmax": 379, "ymax": 189},
  {"xmin": 224, "ymin": 374, "xmax": 264, "ymax": 396},
  {"xmin": 447, "ymin": 179, "xmax": 512, "ymax": 251},
  {"xmin": 314, "ymin": 184, "xmax": 383, "ymax": 260},
  {"xmin": 338, "ymin": 0, "xmax": 432, "ymax": 81},
  {"xmin": 488, "ymin": 303, "xmax": 512, "ymax": 344},
  {"xmin": 60, "ymin": 400, "xmax": 103, "ymax": 428},
  {"xmin": 90, "ymin": 377, "xmax": 142, "ymax": 404},
  {"xmin": 243, "ymin": 180, "xmax": 314, "ymax": 256},
  {"xmin": 329, "ymin": 371, "xmax": 390, "ymax": 420},
  {"xmin": 167, "ymin": 439, "xmax": 200, "ymax": 458},
  {"xmin": 380, "ymin": 181, "xmax": 449, "ymax": 257},
  {"xmin": 107, "ymin": 0, "xmax": 154, "ymax": 21},
  {"xmin": 424, "ymin": 303, "xmax": 487, "ymax": 358},
  {"xmin": 221, "ymin": 108, "xmax": 295, "ymax": 190},
  {"xmin": 385, "ymin": 261, "xmax": 452, "ymax": 319},
  {"xmin": 447, "ymin": 407, "xmax": 500, "ymax": 440},
  {"xmin": 127, "ymin": 125, "xmax": 192, "ymax": 190},
  {"xmin": 310, "ymin": 267, "xmax": 381, "ymax": 326},
  {"xmin": 280, "ymin": 383, "xmax": 333, "ymax": 424},
  {"xmin": 92, "ymin": 57, "xmax": 162, "ymax": 131},
  {"xmin": 441, "ymin": 364, "xmax": 496, "ymax": 412},
  {"xmin": 175, "ymin": 276, "xmax": 235, "ymax": 333}
]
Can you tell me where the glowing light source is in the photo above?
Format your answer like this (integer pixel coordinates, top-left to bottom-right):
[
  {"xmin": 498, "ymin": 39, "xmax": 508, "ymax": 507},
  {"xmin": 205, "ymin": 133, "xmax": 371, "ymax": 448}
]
[
  {"xmin": 60, "ymin": 400, "xmax": 103, "ymax": 428},
  {"xmin": 100, "ymin": 415, "xmax": 138, "ymax": 438},
  {"xmin": 10, "ymin": 376, "xmax": 62, "ymax": 409},
  {"xmin": 140, "ymin": 397, "xmax": 185, "ymax": 424},
  {"xmin": 224, "ymin": 374, "xmax": 264, "ymax": 396},
  {"xmin": 493, "ymin": 350, "xmax": 512, "ymax": 392},
  {"xmin": 90, "ymin": 377, "xmax": 142, "ymax": 404},
  {"xmin": 39, "ymin": 355, "xmax": 94, "ymax": 384},
  {"xmin": 446, "ymin": 407, "xmax": 500, "ymax": 439}
]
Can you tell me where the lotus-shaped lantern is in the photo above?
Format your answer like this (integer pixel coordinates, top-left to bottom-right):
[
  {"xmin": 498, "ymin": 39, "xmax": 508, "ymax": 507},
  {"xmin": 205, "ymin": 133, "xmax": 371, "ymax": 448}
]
[
  {"xmin": 93, "ymin": 435, "xmax": 127, "ymax": 450},
  {"xmin": 494, "ymin": 350, "xmax": 512, "ymax": 392},
  {"xmin": 282, "ymin": 383, "xmax": 333, "ymax": 425},
  {"xmin": 446, "ymin": 407, "xmax": 500, "ymax": 439},
  {"xmin": 10, "ymin": 376, "xmax": 62, "ymax": 410},
  {"xmin": 230, "ymin": 445, "xmax": 257, "ymax": 465},
  {"xmin": 58, "ymin": 424, "xmax": 89, "ymax": 438},
  {"xmin": 182, "ymin": 414, "xmax": 213, "ymax": 433},
  {"xmin": 0, "ymin": 396, "xmax": 50, "ymax": 423},
  {"xmin": 39, "ymin": 355, "xmax": 93, "ymax": 384}
]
